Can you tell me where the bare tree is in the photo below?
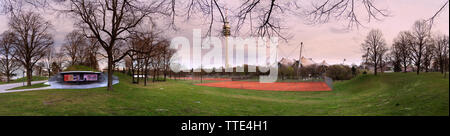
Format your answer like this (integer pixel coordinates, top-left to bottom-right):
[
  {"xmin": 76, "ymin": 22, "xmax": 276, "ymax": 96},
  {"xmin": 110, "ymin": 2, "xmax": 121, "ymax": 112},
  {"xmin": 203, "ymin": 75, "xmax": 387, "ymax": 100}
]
[
  {"xmin": 409, "ymin": 20, "xmax": 431, "ymax": 75},
  {"xmin": 428, "ymin": 0, "xmax": 449, "ymax": 28},
  {"xmin": 82, "ymin": 38, "xmax": 100, "ymax": 70},
  {"xmin": 0, "ymin": 31, "xmax": 21, "ymax": 82},
  {"xmin": 0, "ymin": 0, "xmax": 49, "ymax": 14},
  {"xmin": 138, "ymin": 32, "xmax": 158, "ymax": 86},
  {"xmin": 361, "ymin": 29, "xmax": 387, "ymax": 75},
  {"xmin": 35, "ymin": 61, "xmax": 45, "ymax": 76},
  {"xmin": 52, "ymin": 51, "xmax": 66, "ymax": 74},
  {"xmin": 389, "ymin": 45, "xmax": 402, "ymax": 72},
  {"xmin": 307, "ymin": 0, "xmax": 389, "ymax": 29},
  {"xmin": 43, "ymin": 45, "xmax": 55, "ymax": 77},
  {"xmin": 61, "ymin": 31, "xmax": 100, "ymax": 69},
  {"xmin": 9, "ymin": 11, "xmax": 53, "ymax": 86},
  {"xmin": 62, "ymin": 0, "xmax": 166, "ymax": 91},
  {"xmin": 378, "ymin": 46, "xmax": 389, "ymax": 73},
  {"xmin": 422, "ymin": 41, "xmax": 435, "ymax": 72},
  {"xmin": 4, "ymin": 0, "xmax": 391, "ymax": 38},
  {"xmin": 61, "ymin": 30, "xmax": 87, "ymax": 66},
  {"xmin": 127, "ymin": 30, "xmax": 160, "ymax": 85},
  {"xmin": 160, "ymin": 40, "xmax": 175, "ymax": 81},
  {"xmin": 166, "ymin": 0, "xmax": 389, "ymax": 39},
  {"xmin": 432, "ymin": 34, "xmax": 449, "ymax": 74},
  {"xmin": 150, "ymin": 43, "xmax": 164, "ymax": 83},
  {"xmin": 392, "ymin": 31, "xmax": 414, "ymax": 73}
]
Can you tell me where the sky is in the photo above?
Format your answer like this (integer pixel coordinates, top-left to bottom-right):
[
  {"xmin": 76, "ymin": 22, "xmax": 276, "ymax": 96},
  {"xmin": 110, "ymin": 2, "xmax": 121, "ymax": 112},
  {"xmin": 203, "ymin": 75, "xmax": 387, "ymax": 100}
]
[{"xmin": 0, "ymin": 0, "xmax": 449, "ymax": 70}]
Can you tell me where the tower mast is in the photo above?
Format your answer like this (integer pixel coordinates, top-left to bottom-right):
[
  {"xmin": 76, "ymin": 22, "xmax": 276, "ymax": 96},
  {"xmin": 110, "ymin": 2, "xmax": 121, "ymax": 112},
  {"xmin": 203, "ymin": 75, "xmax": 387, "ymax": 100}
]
[{"xmin": 223, "ymin": 9, "xmax": 231, "ymax": 69}]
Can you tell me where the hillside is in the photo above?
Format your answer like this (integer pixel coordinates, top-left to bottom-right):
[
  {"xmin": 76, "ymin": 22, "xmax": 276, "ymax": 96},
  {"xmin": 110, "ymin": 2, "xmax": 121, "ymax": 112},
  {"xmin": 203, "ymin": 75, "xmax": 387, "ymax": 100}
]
[
  {"xmin": 332, "ymin": 72, "xmax": 449, "ymax": 115},
  {"xmin": 0, "ymin": 72, "xmax": 447, "ymax": 116}
]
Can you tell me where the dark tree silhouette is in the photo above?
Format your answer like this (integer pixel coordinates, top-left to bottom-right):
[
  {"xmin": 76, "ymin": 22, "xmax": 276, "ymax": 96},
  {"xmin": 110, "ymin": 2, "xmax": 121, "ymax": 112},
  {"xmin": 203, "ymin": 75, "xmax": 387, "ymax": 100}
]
[
  {"xmin": 8, "ymin": 11, "xmax": 53, "ymax": 86},
  {"xmin": 0, "ymin": 31, "xmax": 20, "ymax": 82},
  {"xmin": 61, "ymin": 0, "xmax": 166, "ymax": 91},
  {"xmin": 392, "ymin": 31, "xmax": 414, "ymax": 73},
  {"xmin": 62, "ymin": 30, "xmax": 87, "ymax": 66},
  {"xmin": 409, "ymin": 20, "xmax": 431, "ymax": 75},
  {"xmin": 164, "ymin": 0, "xmax": 389, "ymax": 39},
  {"xmin": 361, "ymin": 29, "xmax": 387, "ymax": 76},
  {"xmin": 432, "ymin": 34, "xmax": 449, "ymax": 74}
]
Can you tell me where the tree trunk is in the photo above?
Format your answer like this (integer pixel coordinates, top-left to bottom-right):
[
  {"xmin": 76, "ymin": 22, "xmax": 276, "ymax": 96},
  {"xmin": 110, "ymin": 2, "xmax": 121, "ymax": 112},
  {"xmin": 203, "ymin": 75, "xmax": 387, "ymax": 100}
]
[
  {"xmin": 416, "ymin": 62, "xmax": 420, "ymax": 75},
  {"xmin": 144, "ymin": 61, "xmax": 148, "ymax": 86},
  {"xmin": 403, "ymin": 60, "xmax": 407, "ymax": 73},
  {"xmin": 26, "ymin": 67, "xmax": 32, "ymax": 86},
  {"xmin": 440, "ymin": 56, "xmax": 444, "ymax": 74},
  {"xmin": 374, "ymin": 62, "xmax": 378, "ymax": 76},
  {"xmin": 6, "ymin": 71, "xmax": 10, "ymax": 83},
  {"xmin": 48, "ymin": 68, "xmax": 51, "ymax": 77},
  {"xmin": 137, "ymin": 61, "xmax": 140, "ymax": 84},
  {"xmin": 131, "ymin": 61, "xmax": 135, "ymax": 83},
  {"xmin": 164, "ymin": 66, "xmax": 167, "ymax": 81},
  {"xmin": 5, "ymin": 59, "xmax": 10, "ymax": 82},
  {"xmin": 164, "ymin": 72, "xmax": 167, "ymax": 81},
  {"xmin": 153, "ymin": 69, "xmax": 156, "ymax": 82},
  {"xmin": 416, "ymin": 44, "xmax": 422, "ymax": 75},
  {"xmin": 107, "ymin": 53, "xmax": 114, "ymax": 91}
]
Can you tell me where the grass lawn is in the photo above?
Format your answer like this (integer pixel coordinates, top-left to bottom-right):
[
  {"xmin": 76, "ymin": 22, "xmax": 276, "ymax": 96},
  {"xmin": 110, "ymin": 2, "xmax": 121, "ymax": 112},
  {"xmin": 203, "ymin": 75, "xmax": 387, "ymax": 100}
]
[
  {"xmin": 8, "ymin": 83, "xmax": 50, "ymax": 90},
  {"xmin": 0, "ymin": 76, "xmax": 49, "ymax": 85},
  {"xmin": 63, "ymin": 65, "xmax": 99, "ymax": 72},
  {"xmin": 0, "ymin": 72, "xmax": 447, "ymax": 116}
]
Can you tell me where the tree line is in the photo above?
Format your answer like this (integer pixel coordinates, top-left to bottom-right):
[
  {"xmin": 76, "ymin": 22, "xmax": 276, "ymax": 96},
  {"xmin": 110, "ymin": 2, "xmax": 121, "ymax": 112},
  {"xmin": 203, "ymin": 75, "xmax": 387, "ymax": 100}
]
[
  {"xmin": 361, "ymin": 20, "xmax": 449, "ymax": 76},
  {"xmin": 123, "ymin": 30, "xmax": 175, "ymax": 86},
  {"xmin": 0, "ymin": 10, "xmax": 174, "ymax": 86}
]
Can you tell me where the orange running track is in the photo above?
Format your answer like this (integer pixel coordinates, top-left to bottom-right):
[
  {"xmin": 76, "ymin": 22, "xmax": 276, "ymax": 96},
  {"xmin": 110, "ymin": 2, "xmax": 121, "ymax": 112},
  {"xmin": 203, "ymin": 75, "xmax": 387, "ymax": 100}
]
[
  {"xmin": 170, "ymin": 77, "xmax": 232, "ymax": 81},
  {"xmin": 195, "ymin": 81, "xmax": 332, "ymax": 92}
]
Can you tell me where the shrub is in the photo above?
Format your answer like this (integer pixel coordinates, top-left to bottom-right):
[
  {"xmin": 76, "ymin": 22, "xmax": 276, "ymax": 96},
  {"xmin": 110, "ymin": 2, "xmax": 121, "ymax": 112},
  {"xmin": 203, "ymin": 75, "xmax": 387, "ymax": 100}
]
[
  {"xmin": 326, "ymin": 65, "xmax": 353, "ymax": 80},
  {"xmin": 299, "ymin": 64, "xmax": 318, "ymax": 78}
]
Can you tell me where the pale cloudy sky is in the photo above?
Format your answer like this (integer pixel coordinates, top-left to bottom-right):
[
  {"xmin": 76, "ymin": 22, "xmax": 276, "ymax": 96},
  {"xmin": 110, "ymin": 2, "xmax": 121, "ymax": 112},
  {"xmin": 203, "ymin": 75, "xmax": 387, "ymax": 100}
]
[{"xmin": 0, "ymin": 0, "xmax": 448, "ymax": 69}]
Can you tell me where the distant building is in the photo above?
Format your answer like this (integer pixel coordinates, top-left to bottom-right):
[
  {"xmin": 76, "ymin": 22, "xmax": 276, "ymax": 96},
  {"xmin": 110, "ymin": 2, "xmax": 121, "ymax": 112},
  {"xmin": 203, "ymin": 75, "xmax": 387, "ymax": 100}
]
[{"xmin": 279, "ymin": 57, "xmax": 329, "ymax": 68}]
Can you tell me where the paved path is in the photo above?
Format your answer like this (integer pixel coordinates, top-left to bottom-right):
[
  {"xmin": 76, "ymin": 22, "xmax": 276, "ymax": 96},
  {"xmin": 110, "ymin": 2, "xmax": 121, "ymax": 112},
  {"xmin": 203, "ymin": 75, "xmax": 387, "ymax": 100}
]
[{"xmin": 0, "ymin": 80, "xmax": 51, "ymax": 94}]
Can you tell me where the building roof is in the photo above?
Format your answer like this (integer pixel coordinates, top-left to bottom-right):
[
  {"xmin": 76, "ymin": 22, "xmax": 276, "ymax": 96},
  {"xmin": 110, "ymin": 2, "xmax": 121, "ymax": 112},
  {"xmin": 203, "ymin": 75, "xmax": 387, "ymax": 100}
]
[
  {"xmin": 319, "ymin": 60, "xmax": 329, "ymax": 66},
  {"xmin": 279, "ymin": 57, "xmax": 329, "ymax": 67},
  {"xmin": 279, "ymin": 58, "xmax": 295, "ymax": 66},
  {"xmin": 300, "ymin": 57, "xmax": 316, "ymax": 67}
]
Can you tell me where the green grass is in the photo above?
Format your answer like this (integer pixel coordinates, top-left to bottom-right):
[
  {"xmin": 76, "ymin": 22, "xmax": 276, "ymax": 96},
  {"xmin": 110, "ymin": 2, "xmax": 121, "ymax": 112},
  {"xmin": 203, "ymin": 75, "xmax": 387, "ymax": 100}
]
[
  {"xmin": 64, "ymin": 65, "xmax": 99, "ymax": 72},
  {"xmin": 8, "ymin": 83, "xmax": 50, "ymax": 90},
  {"xmin": 0, "ymin": 72, "xmax": 447, "ymax": 116},
  {"xmin": 0, "ymin": 76, "xmax": 48, "ymax": 85}
]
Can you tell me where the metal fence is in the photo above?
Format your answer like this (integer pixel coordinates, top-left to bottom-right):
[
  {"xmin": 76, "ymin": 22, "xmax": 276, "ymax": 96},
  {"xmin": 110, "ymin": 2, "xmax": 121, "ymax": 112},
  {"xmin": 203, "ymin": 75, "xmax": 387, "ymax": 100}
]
[{"xmin": 323, "ymin": 76, "xmax": 333, "ymax": 90}]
